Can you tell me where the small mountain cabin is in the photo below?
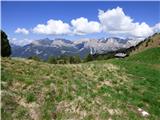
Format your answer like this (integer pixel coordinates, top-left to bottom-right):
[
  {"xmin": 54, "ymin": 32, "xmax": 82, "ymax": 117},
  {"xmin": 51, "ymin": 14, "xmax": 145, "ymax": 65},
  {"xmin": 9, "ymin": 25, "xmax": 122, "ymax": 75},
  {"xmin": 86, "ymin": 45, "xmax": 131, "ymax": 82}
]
[{"xmin": 115, "ymin": 53, "xmax": 127, "ymax": 58}]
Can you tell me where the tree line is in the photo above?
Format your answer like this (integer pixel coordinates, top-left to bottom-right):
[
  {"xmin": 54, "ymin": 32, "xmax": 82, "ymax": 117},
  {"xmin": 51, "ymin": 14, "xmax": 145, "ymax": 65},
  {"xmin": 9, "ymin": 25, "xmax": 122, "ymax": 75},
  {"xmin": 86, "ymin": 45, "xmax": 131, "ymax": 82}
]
[{"xmin": 28, "ymin": 54, "xmax": 93, "ymax": 64}]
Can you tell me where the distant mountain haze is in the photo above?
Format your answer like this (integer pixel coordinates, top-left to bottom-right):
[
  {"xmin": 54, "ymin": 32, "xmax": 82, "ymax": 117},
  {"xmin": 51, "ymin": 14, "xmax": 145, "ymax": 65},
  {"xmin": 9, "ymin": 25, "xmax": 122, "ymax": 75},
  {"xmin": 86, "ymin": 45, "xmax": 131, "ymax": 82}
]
[{"xmin": 11, "ymin": 37, "xmax": 145, "ymax": 59}]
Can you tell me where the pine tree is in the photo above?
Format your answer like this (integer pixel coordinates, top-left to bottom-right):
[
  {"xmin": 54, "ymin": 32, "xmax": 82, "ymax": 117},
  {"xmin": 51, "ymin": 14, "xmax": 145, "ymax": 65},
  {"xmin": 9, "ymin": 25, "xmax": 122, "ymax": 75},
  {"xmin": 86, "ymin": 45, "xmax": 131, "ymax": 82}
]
[
  {"xmin": 74, "ymin": 55, "xmax": 81, "ymax": 63},
  {"xmin": 84, "ymin": 54, "xmax": 93, "ymax": 62},
  {"xmin": 47, "ymin": 56, "xmax": 57, "ymax": 64},
  {"xmin": 69, "ymin": 56, "xmax": 75, "ymax": 64},
  {"xmin": 1, "ymin": 30, "xmax": 11, "ymax": 57}
]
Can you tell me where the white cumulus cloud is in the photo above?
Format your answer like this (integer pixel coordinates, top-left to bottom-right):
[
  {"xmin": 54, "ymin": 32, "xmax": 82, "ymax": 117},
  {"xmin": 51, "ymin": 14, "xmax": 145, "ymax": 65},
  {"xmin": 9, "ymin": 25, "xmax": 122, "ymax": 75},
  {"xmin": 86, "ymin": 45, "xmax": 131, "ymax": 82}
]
[
  {"xmin": 131, "ymin": 22, "xmax": 153, "ymax": 38},
  {"xmin": 98, "ymin": 7, "xmax": 153, "ymax": 38},
  {"xmin": 152, "ymin": 22, "xmax": 160, "ymax": 33},
  {"xmin": 30, "ymin": 7, "xmax": 159, "ymax": 39},
  {"xmin": 33, "ymin": 19, "xmax": 71, "ymax": 35},
  {"xmin": 15, "ymin": 28, "xmax": 29, "ymax": 35},
  {"xmin": 9, "ymin": 37, "xmax": 34, "ymax": 46},
  {"xmin": 71, "ymin": 17, "xmax": 101, "ymax": 35},
  {"xmin": 98, "ymin": 7, "xmax": 135, "ymax": 32}
]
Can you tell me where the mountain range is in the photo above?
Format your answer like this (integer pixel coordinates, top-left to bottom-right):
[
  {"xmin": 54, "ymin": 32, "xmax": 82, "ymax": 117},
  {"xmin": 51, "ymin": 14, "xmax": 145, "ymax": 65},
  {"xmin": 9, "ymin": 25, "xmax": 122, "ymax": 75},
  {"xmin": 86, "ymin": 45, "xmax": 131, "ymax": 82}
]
[{"xmin": 11, "ymin": 37, "xmax": 143, "ymax": 59}]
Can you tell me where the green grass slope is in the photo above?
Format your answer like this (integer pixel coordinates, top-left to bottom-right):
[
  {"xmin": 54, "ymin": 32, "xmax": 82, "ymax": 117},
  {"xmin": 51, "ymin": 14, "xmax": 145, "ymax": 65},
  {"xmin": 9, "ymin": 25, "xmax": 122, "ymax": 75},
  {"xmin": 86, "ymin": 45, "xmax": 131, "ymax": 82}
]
[
  {"xmin": 127, "ymin": 47, "xmax": 160, "ymax": 64},
  {"xmin": 1, "ymin": 47, "xmax": 160, "ymax": 120},
  {"xmin": 108, "ymin": 47, "xmax": 160, "ymax": 119}
]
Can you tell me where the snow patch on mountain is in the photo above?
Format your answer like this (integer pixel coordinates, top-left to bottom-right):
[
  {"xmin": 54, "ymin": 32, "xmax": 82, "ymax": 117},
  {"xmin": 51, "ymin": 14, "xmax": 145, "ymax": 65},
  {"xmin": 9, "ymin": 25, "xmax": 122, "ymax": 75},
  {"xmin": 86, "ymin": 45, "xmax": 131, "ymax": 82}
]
[{"xmin": 11, "ymin": 37, "xmax": 143, "ymax": 59}]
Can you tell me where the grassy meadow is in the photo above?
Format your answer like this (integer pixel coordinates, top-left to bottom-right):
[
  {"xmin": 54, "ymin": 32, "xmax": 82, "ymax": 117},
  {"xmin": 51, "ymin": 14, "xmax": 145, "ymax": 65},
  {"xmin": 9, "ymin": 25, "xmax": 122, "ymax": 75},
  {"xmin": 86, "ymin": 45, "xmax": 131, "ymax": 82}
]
[{"xmin": 1, "ymin": 47, "xmax": 160, "ymax": 120}]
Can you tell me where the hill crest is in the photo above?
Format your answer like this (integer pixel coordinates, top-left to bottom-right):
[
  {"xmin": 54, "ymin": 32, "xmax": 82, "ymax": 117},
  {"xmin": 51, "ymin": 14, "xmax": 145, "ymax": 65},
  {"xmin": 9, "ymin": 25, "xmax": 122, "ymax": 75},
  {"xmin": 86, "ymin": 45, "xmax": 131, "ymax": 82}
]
[{"xmin": 130, "ymin": 33, "xmax": 160, "ymax": 55}]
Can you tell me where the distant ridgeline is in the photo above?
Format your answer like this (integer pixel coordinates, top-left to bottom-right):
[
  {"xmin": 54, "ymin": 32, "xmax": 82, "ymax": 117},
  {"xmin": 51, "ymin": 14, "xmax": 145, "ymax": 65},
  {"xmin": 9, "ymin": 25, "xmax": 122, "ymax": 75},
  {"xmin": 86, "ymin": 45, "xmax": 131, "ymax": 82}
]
[
  {"xmin": 92, "ymin": 33, "xmax": 160, "ymax": 60},
  {"xmin": 9, "ymin": 32, "xmax": 160, "ymax": 63}
]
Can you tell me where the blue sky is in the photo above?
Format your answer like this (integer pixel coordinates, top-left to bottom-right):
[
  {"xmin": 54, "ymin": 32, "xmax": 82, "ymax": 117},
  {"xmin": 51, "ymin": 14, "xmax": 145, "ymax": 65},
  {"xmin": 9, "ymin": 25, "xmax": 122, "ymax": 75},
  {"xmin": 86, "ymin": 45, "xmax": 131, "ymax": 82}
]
[{"xmin": 1, "ymin": 1, "xmax": 160, "ymax": 45}]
